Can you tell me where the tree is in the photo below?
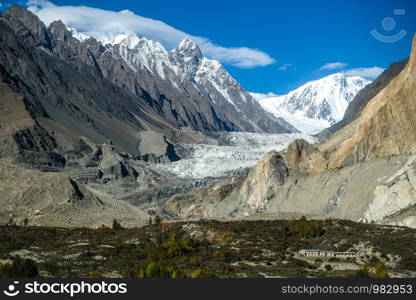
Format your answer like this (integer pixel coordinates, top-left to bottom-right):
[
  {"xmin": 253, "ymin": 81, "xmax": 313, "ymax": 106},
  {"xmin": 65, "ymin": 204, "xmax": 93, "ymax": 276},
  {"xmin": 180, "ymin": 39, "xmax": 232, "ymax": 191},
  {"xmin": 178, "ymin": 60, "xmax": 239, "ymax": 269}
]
[
  {"xmin": 7, "ymin": 217, "xmax": 14, "ymax": 226},
  {"xmin": 112, "ymin": 219, "xmax": 123, "ymax": 230},
  {"xmin": 154, "ymin": 215, "xmax": 162, "ymax": 225},
  {"xmin": 324, "ymin": 264, "xmax": 333, "ymax": 271},
  {"xmin": 374, "ymin": 262, "xmax": 389, "ymax": 278},
  {"xmin": 0, "ymin": 258, "xmax": 38, "ymax": 278},
  {"xmin": 23, "ymin": 218, "xmax": 28, "ymax": 227},
  {"xmin": 148, "ymin": 217, "xmax": 153, "ymax": 226},
  {"xmin": 188, "ymin": 268, "xmax": 203, "ymax": 278}
]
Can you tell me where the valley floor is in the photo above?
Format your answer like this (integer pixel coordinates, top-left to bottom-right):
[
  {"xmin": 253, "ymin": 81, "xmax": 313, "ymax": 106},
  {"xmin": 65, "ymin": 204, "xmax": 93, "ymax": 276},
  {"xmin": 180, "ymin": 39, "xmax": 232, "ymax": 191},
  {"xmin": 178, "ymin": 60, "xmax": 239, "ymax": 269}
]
[{"xmin": 0, "ymin": 219, "xmax": 415, "ymax": 278}]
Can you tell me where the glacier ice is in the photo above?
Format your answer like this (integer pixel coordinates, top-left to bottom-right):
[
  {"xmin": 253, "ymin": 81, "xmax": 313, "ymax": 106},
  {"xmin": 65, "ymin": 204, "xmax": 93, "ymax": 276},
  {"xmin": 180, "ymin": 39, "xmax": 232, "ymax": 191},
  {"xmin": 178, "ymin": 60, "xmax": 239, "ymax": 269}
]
[{"xmin": 153, "ymin": 132, "xmax": 315, "ymax": 179}]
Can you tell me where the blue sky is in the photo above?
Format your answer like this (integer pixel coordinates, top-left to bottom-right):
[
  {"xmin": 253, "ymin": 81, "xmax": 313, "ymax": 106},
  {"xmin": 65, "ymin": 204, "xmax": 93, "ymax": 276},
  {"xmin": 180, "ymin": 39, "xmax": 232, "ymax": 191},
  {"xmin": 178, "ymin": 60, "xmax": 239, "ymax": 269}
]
[{"xmin": 1, "ymin": 0, "xmax": 415, "ymax": 94}]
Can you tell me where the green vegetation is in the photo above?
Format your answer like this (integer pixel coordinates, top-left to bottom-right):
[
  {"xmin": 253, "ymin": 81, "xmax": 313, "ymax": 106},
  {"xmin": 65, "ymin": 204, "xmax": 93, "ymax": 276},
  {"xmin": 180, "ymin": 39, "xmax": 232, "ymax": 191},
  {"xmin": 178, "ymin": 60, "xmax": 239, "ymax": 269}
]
[
  {"xmin": 285, "ymin": 217, "xmax": 325, "ymax": 238},
  {"xmin": 374, "ymin": 262, "xmax": 389, "ymax": 278},
  {"xmin": 0, "ymin": 258, "xmax": 38, "ymax": 278},
  {"xmin": 154, "ymin": 215, "xmax": 162, "ymax": 225},
  {"xmin": 356, "ymin": 263, "xmax": 370, "ymax": 278},
  {"xmin": 324, "ymin": 264, "xmax": 333, "ymax": 271},
  {"xmin": 123, "ymin": 230, "xmax": 211, "ymax": 278},
  {"xmin": 112, "ymin": 219, "xmax": 123, "ymax": 230},
  {"xmin": 0, "ymin": 219, "xmax": 413, "ymax": 278},
  {"xmin": 356, "ymin": 262, "xmax": 389, "ymax": 278}
]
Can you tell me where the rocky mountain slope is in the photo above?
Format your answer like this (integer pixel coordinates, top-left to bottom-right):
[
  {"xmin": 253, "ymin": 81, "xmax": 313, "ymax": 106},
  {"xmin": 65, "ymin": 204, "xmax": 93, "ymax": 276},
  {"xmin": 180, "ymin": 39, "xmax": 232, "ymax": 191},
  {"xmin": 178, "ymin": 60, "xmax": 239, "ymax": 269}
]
[
  {"xmin": 163, "ymin": 34, "xmax": 416, "ymax": 228},
  {"xmin": 256, "ymin": 73, "xmax": 370, "ymax": 134},
  {"xmin": 0, "ymin": 8, "xmax": 183, "ymax": 159}
]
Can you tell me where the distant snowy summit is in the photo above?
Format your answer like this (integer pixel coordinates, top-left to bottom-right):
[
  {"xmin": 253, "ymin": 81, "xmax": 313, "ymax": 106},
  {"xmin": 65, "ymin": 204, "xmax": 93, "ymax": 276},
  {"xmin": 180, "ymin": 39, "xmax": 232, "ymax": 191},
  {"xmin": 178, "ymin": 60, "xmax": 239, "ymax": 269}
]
[{"xmin": 252, "ymin": 73, "xmax": 370, "ymax": 134}]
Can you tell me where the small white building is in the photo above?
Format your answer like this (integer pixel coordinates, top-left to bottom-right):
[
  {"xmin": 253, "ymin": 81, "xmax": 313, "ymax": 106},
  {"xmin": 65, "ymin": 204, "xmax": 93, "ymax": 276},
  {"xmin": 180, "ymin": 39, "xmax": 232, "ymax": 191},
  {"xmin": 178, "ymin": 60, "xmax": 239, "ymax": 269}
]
[{"xmin": 299, "ymin": 249, "xmax": 355, "ymax": 258}]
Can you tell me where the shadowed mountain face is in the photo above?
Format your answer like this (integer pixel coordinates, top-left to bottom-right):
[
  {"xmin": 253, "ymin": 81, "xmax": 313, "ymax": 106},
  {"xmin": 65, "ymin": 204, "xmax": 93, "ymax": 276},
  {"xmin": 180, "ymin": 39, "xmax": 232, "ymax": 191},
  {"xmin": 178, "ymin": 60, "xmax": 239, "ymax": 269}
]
[{"xmin": 0, "ymin": 8, "xmax": 183, "ymax": 159}]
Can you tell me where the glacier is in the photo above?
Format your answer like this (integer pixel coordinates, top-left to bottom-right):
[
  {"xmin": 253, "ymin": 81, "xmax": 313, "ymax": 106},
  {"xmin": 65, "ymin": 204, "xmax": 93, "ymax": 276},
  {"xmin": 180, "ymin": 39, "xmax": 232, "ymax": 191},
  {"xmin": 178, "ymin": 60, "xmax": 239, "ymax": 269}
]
[{"xmin": 153, "ymin": 132, "xmax": 316, "ymax": 179}]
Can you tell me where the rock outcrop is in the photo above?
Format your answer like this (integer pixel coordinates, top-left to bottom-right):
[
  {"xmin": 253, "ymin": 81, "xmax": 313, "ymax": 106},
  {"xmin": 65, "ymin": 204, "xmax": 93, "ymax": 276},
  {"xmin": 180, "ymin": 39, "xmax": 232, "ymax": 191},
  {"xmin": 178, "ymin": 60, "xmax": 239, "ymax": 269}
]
[
  {"xmin": 361, "ymin": 154, "xmax": 416, "ymax": 224},
  {"xmin": 98, "ymin": 142, "xmax": 138, "ymax": 182},
  {"xmin": 0, "ymin": 83, "xmax": 65, "ymax": 168},
  {"xmin": 0, "ymin": 162, "xmax": 149, "ymax": 228},
  {"xmin": 284, "ymin": 139, "xmax": 327, "ymax": 174},
  {"xmin": 233, "ymin": 151, "xmax": 288, "ymax": 216},
  {"xmin": 162, "ymin": 177, "xmax": 244, "ymax": 220},
  {"xmin": 137, "ymin": 131, "xmax": 181, "ymax": 163}
]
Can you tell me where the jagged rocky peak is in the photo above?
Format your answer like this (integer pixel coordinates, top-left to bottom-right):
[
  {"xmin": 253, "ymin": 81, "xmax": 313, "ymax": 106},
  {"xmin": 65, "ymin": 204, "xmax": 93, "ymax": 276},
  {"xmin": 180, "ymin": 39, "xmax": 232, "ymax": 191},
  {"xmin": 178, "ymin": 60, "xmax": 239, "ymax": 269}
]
[
  {"xmin": 172, "ymin": 37, "xmax": 203, "ymax": 59},
  {"xmin": 169, "ymin": 38, "xmax": 204, "ymax": 81},
  {"xmin": 112, "ymin": 33, "xmax": 164, "ymax": 55},
  {"xmin": 48, "ymin": 20, "xmax": 73, "ymax": 42},
  {"xmin": 110, "ymin": 32, "xmax": 141, "ymax": 47},
  {"xmin": 2, "ymin": 5, "xmax": 53, "ymax": 49}
]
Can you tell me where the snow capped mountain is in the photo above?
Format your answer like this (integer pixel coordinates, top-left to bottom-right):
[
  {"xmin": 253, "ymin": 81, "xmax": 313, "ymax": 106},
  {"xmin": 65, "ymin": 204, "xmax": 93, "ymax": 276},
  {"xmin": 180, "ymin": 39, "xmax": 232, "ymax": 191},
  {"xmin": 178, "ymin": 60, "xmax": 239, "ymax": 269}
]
[
  {"xmin": 169, "ymin": 38, "xmax": 204, "ymax": 81},
  {"xmin": 257, "ymin": 73, "xmax": 370, "ymax": 134},
  {"xmin": 109, "ymin": 34, "xmax": 258, "ymax": 109},
  {"xmin": 70, "ymin": 30, "xmax": 294, "ymax": 133}
]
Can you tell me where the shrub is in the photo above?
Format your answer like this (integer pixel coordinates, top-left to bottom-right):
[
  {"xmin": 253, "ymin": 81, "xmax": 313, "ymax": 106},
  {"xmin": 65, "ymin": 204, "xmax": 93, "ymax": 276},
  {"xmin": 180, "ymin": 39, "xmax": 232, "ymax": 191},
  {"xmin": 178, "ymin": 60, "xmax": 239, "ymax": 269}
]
[
  {"xmin": 97, "ymin": 226, "xmax": 113, "ymax": 234},
  {"xmin": 374, "ymin": 263, "xmax": 389, "ymax": 278},
  {"xmin": 0, "ymin": 258, "xmax": 39, "ymax": 278},
  {"xmin": 355, "ymin": 263, "xmax": 370, "ymax": 278},
  {"xmin": 127, "ymin": 262, "xmax": 186, "ymax": 278},
  {"xmin": 112, "ymin": 219, "xmax": 123, "ymax": 230},
  {"xmin": 324, "ymin": 264, "xmax": 333, "ymax": 271},
  {"xmin": 40, "ymin": 262, "xmax": 60, "ymax": 277},
  {"xmin": 187, "ymin": 268, "xmax": 203, "ymax": 278},
  {"xmin": 154, "ymin": 216, "xmax": 162, "ymax": 225},
  {"xmin": 87, "ymin": 272, "xmax": 103, "ymax": 278}
]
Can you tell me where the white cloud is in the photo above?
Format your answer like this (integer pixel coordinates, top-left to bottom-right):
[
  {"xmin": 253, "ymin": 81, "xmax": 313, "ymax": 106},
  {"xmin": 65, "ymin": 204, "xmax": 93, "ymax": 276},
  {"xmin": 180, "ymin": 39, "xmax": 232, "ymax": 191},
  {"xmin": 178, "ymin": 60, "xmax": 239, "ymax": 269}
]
[
  {"xmin": 278, "ymin": 63, "xmax": 294, "ymax": 71},
  {"xmin": 319, "ymin": 62, "xmax": 348, "ymax": 70},
  {"xmin": 26, "ymin": 0, "xmax": 275, "ymax": 68},
  {"xmin": 343, "ymin": 67, "xmax": 384, "ymax": 79},
  {"xmin": 249, "ymin": 92, "xmax": 279, "ymax": 101}
]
